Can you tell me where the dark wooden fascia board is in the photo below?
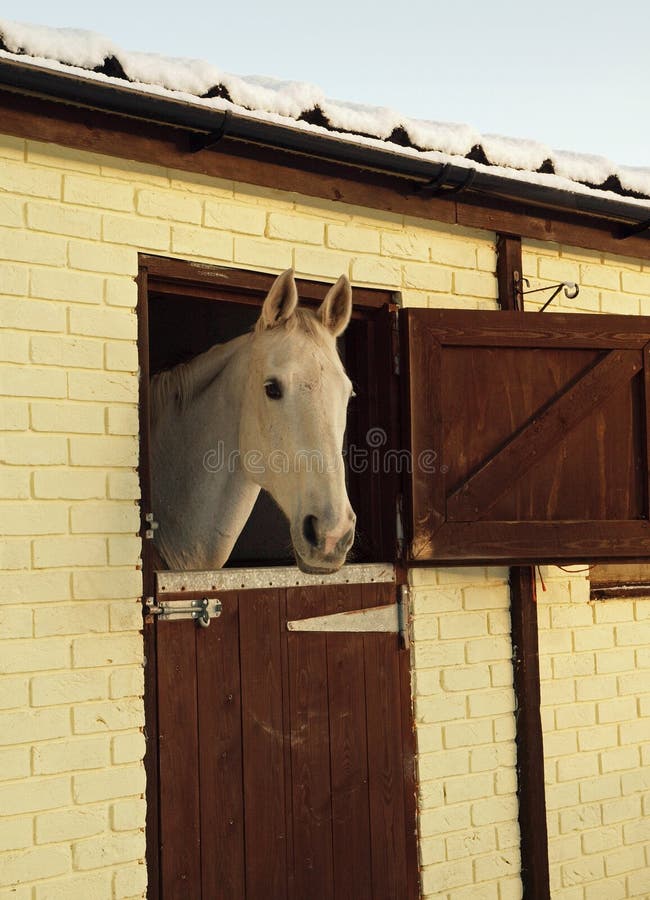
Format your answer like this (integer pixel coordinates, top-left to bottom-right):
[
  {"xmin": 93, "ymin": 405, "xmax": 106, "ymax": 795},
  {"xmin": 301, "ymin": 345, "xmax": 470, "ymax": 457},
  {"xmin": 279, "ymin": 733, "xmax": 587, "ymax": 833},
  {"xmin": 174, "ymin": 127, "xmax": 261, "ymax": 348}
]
[{"xmin": 1, "ymin": 87, "xmax": 650, "ymax": 262}]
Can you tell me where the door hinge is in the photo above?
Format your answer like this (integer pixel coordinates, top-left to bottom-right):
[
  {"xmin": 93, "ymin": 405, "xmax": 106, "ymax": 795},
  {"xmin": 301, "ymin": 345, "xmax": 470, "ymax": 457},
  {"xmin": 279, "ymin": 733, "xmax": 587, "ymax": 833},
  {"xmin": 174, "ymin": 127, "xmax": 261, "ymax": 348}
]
[
  {"xmin": 144, "ymin": 512, "xmax": 159, "ymax": 540},
  {"xmin": 145, "ymin": 595, "xmax": 222, "ymax": 627},
  {"xmin": 396, "ymin": 493, "xmax": 405, "ymax": 559}
]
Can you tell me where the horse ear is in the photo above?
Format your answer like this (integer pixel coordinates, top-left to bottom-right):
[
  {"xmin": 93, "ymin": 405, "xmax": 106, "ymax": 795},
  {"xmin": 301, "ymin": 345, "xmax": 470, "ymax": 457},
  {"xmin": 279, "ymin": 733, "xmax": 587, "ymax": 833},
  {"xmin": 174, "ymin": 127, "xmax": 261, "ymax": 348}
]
[
  {"xmin": 259, "ymin": 269, "xmax": 299, "ymax": 329},
  {"xmin": 318, "ymin": 274, "xmax": 352, "ymax": 337}
]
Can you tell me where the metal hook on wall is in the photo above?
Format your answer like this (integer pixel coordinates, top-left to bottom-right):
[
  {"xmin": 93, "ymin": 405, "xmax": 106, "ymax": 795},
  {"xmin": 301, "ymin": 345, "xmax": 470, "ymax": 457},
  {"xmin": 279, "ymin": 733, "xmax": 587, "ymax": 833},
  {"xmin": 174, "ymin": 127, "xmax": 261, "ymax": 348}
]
[{"xmin": 516, "ymin": 277, "xmax": 580, "ymax": 312}]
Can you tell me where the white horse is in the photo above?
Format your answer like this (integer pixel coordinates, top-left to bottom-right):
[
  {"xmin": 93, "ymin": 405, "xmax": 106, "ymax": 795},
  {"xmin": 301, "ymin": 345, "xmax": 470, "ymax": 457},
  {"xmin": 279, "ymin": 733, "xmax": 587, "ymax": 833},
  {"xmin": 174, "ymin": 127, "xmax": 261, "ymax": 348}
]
[{"xmin": 150, "ymin": 269, "xmax": 356, "ymax": 573}]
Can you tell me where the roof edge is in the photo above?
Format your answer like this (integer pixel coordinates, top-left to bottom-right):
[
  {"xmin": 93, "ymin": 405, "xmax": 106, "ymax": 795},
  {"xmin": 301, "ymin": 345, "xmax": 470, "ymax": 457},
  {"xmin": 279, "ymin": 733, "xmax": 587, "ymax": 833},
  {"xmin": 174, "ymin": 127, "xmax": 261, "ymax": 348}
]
[{"xmin": 0, "ymin": 56, "xmax": 649, "ymax": 236}]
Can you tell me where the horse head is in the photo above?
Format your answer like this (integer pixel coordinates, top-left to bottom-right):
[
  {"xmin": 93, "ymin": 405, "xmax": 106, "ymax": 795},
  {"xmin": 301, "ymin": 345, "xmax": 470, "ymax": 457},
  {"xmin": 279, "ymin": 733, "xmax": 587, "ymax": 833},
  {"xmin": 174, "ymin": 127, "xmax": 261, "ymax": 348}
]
[{"xmin": 239, "ymin": 269, "xmax": 356, "ymax": 573}]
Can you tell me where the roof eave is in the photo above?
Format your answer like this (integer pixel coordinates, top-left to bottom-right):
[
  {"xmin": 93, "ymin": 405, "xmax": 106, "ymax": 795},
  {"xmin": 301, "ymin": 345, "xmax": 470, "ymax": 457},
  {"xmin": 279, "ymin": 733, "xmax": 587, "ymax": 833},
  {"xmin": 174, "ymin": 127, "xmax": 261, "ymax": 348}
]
[{"xmin": 0, "ymin": 55, "xmax": 648, "ymax": 234}]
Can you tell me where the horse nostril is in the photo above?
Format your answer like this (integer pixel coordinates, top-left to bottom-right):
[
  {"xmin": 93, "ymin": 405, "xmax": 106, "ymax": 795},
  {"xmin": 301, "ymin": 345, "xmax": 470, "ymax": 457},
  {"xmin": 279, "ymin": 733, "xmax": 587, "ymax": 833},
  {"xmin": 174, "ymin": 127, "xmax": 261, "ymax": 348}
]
[{"xmin": 303, "ymin": 515, "xmax": 319, "ymax": 548}]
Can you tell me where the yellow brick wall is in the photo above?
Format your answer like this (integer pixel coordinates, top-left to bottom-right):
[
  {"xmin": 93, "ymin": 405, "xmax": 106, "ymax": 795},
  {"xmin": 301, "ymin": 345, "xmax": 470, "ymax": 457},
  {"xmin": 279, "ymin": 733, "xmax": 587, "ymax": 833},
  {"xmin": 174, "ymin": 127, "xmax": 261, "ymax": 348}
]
[
  {"xmin": 523, "ymin": 239, "xmax": 650, "ymax": 900},
  {"xmin": 0, "ymin": 130, "xmax": 506, "ymax": 898}
]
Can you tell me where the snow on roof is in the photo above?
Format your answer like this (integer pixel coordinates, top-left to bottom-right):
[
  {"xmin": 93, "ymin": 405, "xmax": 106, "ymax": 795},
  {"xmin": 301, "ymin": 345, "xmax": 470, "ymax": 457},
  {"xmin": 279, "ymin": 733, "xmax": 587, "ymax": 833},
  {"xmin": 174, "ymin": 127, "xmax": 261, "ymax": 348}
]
[{"xmin": 1, "ymin": 17, "xmax": 649, "ymax": 207}]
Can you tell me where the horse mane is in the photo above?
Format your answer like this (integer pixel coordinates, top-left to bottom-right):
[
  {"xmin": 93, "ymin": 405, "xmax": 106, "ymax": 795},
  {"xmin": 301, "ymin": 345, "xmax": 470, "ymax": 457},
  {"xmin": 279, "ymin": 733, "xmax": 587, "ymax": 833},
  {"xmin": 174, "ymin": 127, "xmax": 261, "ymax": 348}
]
[{"xmin": 151, "ymin": 308, "xmax": 335, "ymax": 424}]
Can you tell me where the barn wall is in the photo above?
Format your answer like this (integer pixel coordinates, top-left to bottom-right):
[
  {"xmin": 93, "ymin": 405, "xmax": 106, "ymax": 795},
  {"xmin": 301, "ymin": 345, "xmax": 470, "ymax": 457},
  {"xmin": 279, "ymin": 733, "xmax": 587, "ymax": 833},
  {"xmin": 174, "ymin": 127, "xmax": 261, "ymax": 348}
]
[
  {"xmin": 0, "ymin": 130, "xmax": 517, "ymax": 899},
  {"xmin": 521, "ymin": 239, "xmax": 650, "ymax": 900}
]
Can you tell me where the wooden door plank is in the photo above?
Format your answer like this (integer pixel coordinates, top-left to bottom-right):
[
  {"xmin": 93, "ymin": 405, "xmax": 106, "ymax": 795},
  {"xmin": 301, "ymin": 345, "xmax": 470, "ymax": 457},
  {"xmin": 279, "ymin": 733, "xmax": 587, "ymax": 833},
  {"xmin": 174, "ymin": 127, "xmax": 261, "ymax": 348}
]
[
  {"xmin": 196, "ymin": 592, "xmax": 245, "ymax": 900},
  {"xmin": 447, "ymin": 349, "xmax": 643, "ymax": 522},
  {"xmin": 286, "ymin": 587, "xmax": 335, "ymax": 900},
  {"xmin": 423, "ymin": 519, "xmax": 650, "ymax": 563},
  {"xmin": 239, "ymin": 589, "xmax": 288, "ymax": 899},
  {"xmin": 362, "ymin": 582, "xmax": 410, "ymax": 900},
  {"xmin": 325, "ymin": 584, "xmax": 372, "ymax": 900},
  {"xmin": 157, "ymin": 621, "xmax": 202, "ymax": 900},
  {"xmin": 643, "ymin": 342, "xmax": 650, "ymax": 520},
  {"xmin": 401, "ymin": 311, "xmax": 445, "ymax": 560}
]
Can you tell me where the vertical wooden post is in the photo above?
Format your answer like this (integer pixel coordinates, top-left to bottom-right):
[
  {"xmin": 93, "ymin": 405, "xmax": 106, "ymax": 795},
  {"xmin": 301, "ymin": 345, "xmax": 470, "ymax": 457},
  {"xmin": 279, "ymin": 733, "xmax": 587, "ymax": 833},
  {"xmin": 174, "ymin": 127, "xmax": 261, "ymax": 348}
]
[{"xmin": 496, "ymin": 234, "xmax": 551, "ymax": 899}]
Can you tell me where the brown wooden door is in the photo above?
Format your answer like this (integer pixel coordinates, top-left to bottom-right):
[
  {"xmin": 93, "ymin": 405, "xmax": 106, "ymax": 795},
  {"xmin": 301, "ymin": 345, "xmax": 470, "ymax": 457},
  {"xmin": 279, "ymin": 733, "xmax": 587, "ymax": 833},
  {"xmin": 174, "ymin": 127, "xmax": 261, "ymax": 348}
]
[
  {"xmin": 401, "ymin": 308, "xmax": 650, "ymax": 564},
  {"xmin": 154, "ymin": 579, "xmax": 418, "ymax": 900}
]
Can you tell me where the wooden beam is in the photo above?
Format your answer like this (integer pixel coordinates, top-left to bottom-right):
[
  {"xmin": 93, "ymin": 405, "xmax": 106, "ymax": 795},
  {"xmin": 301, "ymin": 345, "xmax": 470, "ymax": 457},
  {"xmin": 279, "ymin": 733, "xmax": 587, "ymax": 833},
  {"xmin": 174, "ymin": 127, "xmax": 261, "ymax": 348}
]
[
  {"xmin": 1, "ymin": 88, "xmax": 650, "ymax": 262},
  {"xmin": 497, "ymin": 234, "xmax": 551, "ymax": 900}
]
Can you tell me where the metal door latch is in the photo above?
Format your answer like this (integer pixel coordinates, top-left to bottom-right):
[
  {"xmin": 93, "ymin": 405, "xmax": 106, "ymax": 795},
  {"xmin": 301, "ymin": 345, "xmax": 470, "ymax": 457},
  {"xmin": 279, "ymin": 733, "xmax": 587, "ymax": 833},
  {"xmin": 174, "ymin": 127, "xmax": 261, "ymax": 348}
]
[
  {"xmin": 145, "ymin": 596, "xmax": 222, "ymax": 627},
  {"xmin": 144, "ymin": 512, "xmax": 159, "ymax": 540}
]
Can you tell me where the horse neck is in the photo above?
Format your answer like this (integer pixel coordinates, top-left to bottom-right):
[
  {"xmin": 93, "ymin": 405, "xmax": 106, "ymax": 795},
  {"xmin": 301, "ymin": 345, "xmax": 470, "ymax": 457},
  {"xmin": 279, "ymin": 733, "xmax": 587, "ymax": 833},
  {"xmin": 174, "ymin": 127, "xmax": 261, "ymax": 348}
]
[{"xmin": 153, "ymin": 334, "xmax": 260, "ymax": 571}]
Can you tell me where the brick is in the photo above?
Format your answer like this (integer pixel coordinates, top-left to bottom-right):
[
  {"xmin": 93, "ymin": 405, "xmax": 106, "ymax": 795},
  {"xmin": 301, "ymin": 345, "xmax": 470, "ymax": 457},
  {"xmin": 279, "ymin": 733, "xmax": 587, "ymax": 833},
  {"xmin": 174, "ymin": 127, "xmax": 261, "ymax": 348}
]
[
  {"xmin": 410, "ymin": 615, "xmax": 438, "ymax": 640},
  {"xmin": 552, "ymin": 652, "xmax": 595, "ymax": 679},
  {"xmin": 557, "ymin": 752, "xmax": 599, "ymax": 782},
  {"xmin": 471, "ymin": 794, "xmax": 518, "ymax": 826},
  {"xmin": 112, "ymin": 731, "xmax": 146, "ymax": 765},
  {"xmin": 33, "ymin": 870, "xmax": 112, "ymax": 900},
  {"xmin": 573, "ymin": 625, "xmax": 615, "ymax": 651},
  {"xmin": 419, "ymin": 748, "xmax": 469, "ymax": 781},
  {"xmin": 0, "ymin": 815, "xmax": 32, "ymax": 852},
  {"xmin": 108, "ymin": 535, "xmax": 142, "ymax": 566},
  {"xmin": 0, "ymin": 675, "xmax": 29, "ymax": 710},
  {"xmin": 73, "ymin": 763, "xmax": 146, "ymax": 805},
  {"xmin": 68, "ymin": 305, "xmax": 137, "ymax": 339},
  {"xmin": 622, "ymin": 818, "xmax": 650, "ymax": 845},
  {"xmin": 453, "ymin": 269, "xmax": 498, "ymax": 299},
  {"xmin": 326, "ymin": 224, "xmax": 378, "ymax": 253},
  {"xmin": 438, "ymin": 611, "xmax": 487, "ymax": 640},
  {"xmin": 265, "ymin": 213, "xmax": 322, "ymax": 245},
  {"xmin": 32, "ymin": 404, "xmax": 104, "ymax": 437},
  {"xmin": 380, "ymin": 232, "xmax": 429, "ymax": 261},
  {"xmin": 0, "ymin": 636, "xmax": 70, "ymax": 676},
  {"xmin": 0, "ymin": 774, "xmax": 70, "ymax": 815},
  {"xmin": 68, "ymin": 240, "xmax": 137, "ymax": 276},
  {"xmin": 577, "ymin": 724, "xmax": 618, "ymax": 752},
  {"xmin": 0, "ymin": 746, "xmax": 30, "ymax": 782},
  {"xmin": 73, "ymin": 633, "xmax": 142, "ymax": 667},
  {"xmin": 597, "ymin": 696, "xmax": 637, "ymax": 723},
  {"xmin": 402, "ymin": 261, "xmax": 451, "ymax": 292},
  {"xmin": 351, "ymin": 256, "xmax": 401, "ymax": 286},
  {"xmin": 27, "ymin": 201, "xmax": 101, "ymax": 238},
  {"xmin": 34, "ymin": 602, "xmax": 109, "ymax": 638},
  {"xmin": 136, "ymin": 188, "xmax": 201, "ymax": 223},
  {"xmin": 68, "ymin": 369, "xmax": 137, "ymax": 403},
  {"xmin": 429, "ymin": 237, "xmax": 478, "ymax": 269},
  {"xmin": 0, "ymin": 332, "xmax": 28, "ymax": 363},
  {"xmin": 441, "ymin": 666, "xmax": 490, "ymax": 692},
  {"xmin": 555, "ymin": 703, "xmax": 596, "ymax": 730},
  {"xmin": 106, "ymin": 472, "xmax": 140, "ymax": 503},
  {"xmin": 600, "ymin": 745, "xmax": 640, "ymax": 774},
  {"xmin": 109, "ymin": 601, "xmax": 142, "ymax": 632},
  {"xmin": 445, "ymin": 772, "xmax": 493, "ymax": 804},
  {"xmin": 0, "ymin": 134, "xmax": 25, "ymax": 159},
  {"xmin": 0, "ymin": 467, "xmax": 30, "ymax": 498},
  {"xmin": 32, "ymin": 338, "xmax": 103, "ymax": 374},
  {"xmin": 36, "ymin": 805, "xmax": 106, "ymax": 844},
  {"xmin": 110, "ymin": 666, "xmax": 144, "ymax": 700},
  {"xmin": 107, "ymin": 406, "xmax": 139, "ymax": 436},
  {"xmin": 575, "ymin": 674, "xmax": 617, "ymax": 701},
  {"xmin": 113, "ymin": 862, "xmax": 148, "ymax": 899},
  {"xmin": 63, "ymin": 173, "xmax": 134, "ymax": 210},
  {"xmin": 33, "ymin": 734, "xmax": 110, "ymax": 775},
  {"xmin": 69, "ymin": 436, "xmax": 138, "ymax": 470},
  {"xmin": 204, "ymin": 199, "xmax": 265, "ymax": 234},
  {"xmin": 420, "ymin": 860, "xmax": 473, "ymax": 893},
  {"xmin": 0, "ymin": 539, "xmax": 30, "ymax": 570},
  {"xmin": 443, "ymin": 719, "xmax": 492, "ymax": 749},
  {"xmin": 0, "ymin": 160, "xmax": 61, "ymax": 199},
  {"xmin": 33, "ymin": 536, "xmax": 106, "ymax": 569},
  {"xmin": 419, "ymin": 803, "xmax": 471, "ymax": 836},
  {"xmin": 234, "ymin": 236, "xmax": 292, "ymax": 270},
  {"xmin": 605, "ymin": 844, "xmax": 646, "ymax": 876},
  {"xmin": 170, "ymin": 224, "xmax": 233, "ymax": 259},
  {"xmin": 468, "ymin": 690, "xmax": 514, "ymax": 718},
  {"xmin": 621, "ymin": 768, "xmax": 650, "ymax": 795},
  {"xmin": 72, "ymin": 569, "xmax": 142, "ymax": 600},
  {"xmin": 621, "ymin": 270, "xmax": 650, "ymax": 295},
  {"xmin": 0, "ymin": 261, "xmax": 28, "ymax": 296},
  {"xmin": 412, "ymin": 587, "xmax": 463, "ymax": 613},
  {"xmin": 0, "ymin": 296, "xmax": 65, "ymax": 332},
  {"xmin": 105, "ymin": 277, "xmax": 137, "ymax": 308},
  {"xmin": 31, "ymin": 669, "xmax": 108, "ymax": 707},
  {"xmin": 0, "ymin": 606, "xmax": 32, "ymax": 639},
  {"xmin": 0, "ymin": 226, "xmax": 66, "ymax": 265},
  {"xmin": 463, "ymin": 584, "xmax": 509, "ymax": 610},
  {"xmin": 102, "ymin": 213, "xmax": 170, "ymax": 249},
  {"xmin": 579, "ymin": 263, "xmax": 620, "ymax": 290},
  {"xmin": 72, "ymin": 698, "xmax": 144, "ymax": 734},
  {"xmin": 0, "ymin": 570, "xmax": 70, "ymax": 605},
  {"xmin": 74, "ymin": 828, "xmax": 146, "ymax": 871},
  {"xmin": 474, "ymin": 851, "xmax": 519, "ymax": 883},
  {"xmin": 619, "ymin": 719, "xmax": 650, "ymax": 744},
  {"xmin": 1, "ymin": 399, "xmax": 29, "ymax": 430},
  {"xmin": 1, "ymin": 366, "xmax": 67, "ymax": 398},
  {"xmin": 417, "ymin": 693, "xmax": 466, "ymax": 723},
  {"xmin": 477, "ymin": 246, "xmax": 497, "ymax": 271},
  {"xmin": 105, "ymin": 340, "xmax": 139, "ymax": 372},
  {"xmin": 70, "ymin": 501, "xmax": 139, "ymax": 534},
  {"xmin": 0, "ymin": 845, "xmax": 70, "ymax": 888},
  {"xmin": 293, "ymin": 247, "xmax": 349, "ymax": 279},
  {"xmin": 0, "ymin": 502, "xmax": 67, "ymax": 535},
  {"xmin": 33, "ymin": 469, "xmax": 105, "ymax": 499}
]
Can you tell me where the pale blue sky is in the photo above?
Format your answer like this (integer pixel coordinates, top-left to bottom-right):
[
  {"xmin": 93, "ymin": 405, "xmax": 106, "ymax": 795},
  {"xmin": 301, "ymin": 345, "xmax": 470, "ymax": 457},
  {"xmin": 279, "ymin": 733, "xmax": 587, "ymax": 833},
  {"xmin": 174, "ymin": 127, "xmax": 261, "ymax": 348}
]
[{"xmin": 2, "ymin": 0, "xmax": 649, "ymax": 168}]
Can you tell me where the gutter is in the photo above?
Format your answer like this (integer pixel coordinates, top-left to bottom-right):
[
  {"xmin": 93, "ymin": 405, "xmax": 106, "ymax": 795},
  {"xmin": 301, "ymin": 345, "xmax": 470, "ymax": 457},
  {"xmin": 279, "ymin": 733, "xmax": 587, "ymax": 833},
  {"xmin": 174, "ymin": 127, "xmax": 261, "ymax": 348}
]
[{"xmin": 0, "ymin": 55, "xmax": 648, "ymax": 236}]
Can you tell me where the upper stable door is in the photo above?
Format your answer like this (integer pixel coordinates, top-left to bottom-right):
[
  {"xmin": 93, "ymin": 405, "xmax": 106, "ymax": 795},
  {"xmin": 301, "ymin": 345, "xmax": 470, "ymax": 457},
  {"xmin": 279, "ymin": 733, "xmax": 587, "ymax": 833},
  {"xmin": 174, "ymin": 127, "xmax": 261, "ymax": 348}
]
[{"xmin": 400, "ymin": 308, "xmax": 650, "ymax": 565}]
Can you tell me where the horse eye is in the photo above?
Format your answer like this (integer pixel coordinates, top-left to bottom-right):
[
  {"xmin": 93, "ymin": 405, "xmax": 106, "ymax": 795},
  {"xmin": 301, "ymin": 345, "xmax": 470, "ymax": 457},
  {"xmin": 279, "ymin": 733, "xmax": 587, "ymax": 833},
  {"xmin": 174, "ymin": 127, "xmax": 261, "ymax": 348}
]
[{"xmin": 264, "ymin": 379, "xmax": 283, "ymax": 400}]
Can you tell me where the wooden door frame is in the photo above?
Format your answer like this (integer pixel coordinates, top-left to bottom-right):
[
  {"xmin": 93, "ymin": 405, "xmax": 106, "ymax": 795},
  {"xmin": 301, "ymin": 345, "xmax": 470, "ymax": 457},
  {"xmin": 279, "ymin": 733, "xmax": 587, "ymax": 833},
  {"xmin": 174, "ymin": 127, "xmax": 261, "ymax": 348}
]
[{"xmin": 137, "ymin": 255, "xmax": 407, "ymax": 897}]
